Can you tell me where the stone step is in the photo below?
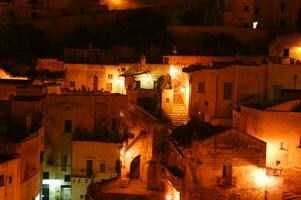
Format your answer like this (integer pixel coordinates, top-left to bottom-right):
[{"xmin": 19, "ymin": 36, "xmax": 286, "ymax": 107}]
[{"xmin": 120, "ymin": 179, "xmax": 129, "ymax": 188}]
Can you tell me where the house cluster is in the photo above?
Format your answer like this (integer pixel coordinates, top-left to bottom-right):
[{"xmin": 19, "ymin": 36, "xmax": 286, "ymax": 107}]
[{"xmin": 0, "ymin": 32, "xmax": 301, "ymax": 200}]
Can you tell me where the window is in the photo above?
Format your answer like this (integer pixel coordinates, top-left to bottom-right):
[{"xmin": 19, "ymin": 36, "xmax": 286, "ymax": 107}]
[
  {"xmin": 100, "ymin": 163, "xmax": 106, "ymax": 173},
  {"xmin": 197, "ymin": 82, "xmax": 205, "ymax": 93},
  {"xmin": 204, "ymin": 101, "xmax": 208, "ymax": 107},
  {"xmin": 8, "ymin": 10, "xmax": 15, "ymax": 18},
  {"xmin": 254, "ymin": 6, "xmax": 260, "ymax": 15},
  {"xmin": 8, "ymin": 176, "xmax": 12, "ymax": 184},
  {"xmin": 223, "ymin": 82, "xmax": 232, "ymax": 100},
  {"xmin": 40, "ymin": 151, "xmax": 44, "ymax": 163},
  {"xmin": 106, "ymin": 83, "xmax": 112, "ymax": 92},
  {"xmin": 108, "ymin": 74, "xmax": 113, "ymax": 79},
  {"xmin": 112, "ymin": 118, "xmax": 117, "ymax": 130},
  {"xmin": 283, "ymin": 49, "xmax": 290, "ymax": 57},
  {"xmin": 80, "ymin": 195, "xmax": 84, "ymax": 199},
  {"xmin": 43, "ymin": 172, "xmax": 49, "ymax": 179},
  {"xmin": 280, "ymin": 19, "xmax": 286, "ymax": 29},
  {"xmin": 164, "ymin": 57, "xmax": 169, "ymax": 64},
  {"xmin": 64, "ymin": 175, "xmax": 71, "ymax": 182},
  {"xmin": 64, "ymin": 120, "xmax": 72, "ymax": 133},
  {"xmin": 31, "ymin": 12, "xmax": 37, "ymax": 18},
  {"xmin": 69, "ymin": 81, "xmax": 75, "ymax": 88},
  {"xmin": 166, "ymin": 98, "xmax": 170, "ymax": 103},
  {"xmin": 61, "ymin": 155, "xmax": 67, "ymax": 171},
  {"xmin": 86, "ymin": 160, "xmax": 93, "ymax": 177},
  {"xmin": 280, "ymin": 142, "xmax": 287, "ymax": 150},
  {"xmin": 30, "ymin": 0, "xmax": 38, "ymax": 5},
  {"xmin": 253, "ymin": 21, "xmax": 258, "ymax": 29},
  {"xmin": 222, "ymin": 165, "xmax": 232, "ymax": 185},
  {"xmin": 281, "ymin": 2, "xmax": 285, "ymax": 13},
  {"xmin": 0, "ymin": 175, "xmax": 4, "ymax": 187},
  {"xmin": 244, "ymin": 5, "xmax": 249, "ymax": 12},
  {"xmin": 135, "ymin": 81, "xmax": 141, "ymax": 89}
]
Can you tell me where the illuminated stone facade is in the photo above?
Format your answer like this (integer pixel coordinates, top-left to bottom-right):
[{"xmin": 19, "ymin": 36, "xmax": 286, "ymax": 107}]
[{"xmin": 234, "ymin": 100, "xmax": 301, "ymax": 193}]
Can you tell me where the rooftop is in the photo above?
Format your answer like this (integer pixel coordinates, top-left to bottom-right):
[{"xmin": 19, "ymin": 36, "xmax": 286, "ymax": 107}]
[{"xmin": 170, "ymin": 119, "xmax": 229, "ymax": 147}]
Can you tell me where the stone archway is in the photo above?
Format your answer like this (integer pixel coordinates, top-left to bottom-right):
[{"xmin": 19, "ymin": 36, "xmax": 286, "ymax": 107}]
[{"xmin": 130, "ymin": 155, "xmax": 141, "ymax": 179}]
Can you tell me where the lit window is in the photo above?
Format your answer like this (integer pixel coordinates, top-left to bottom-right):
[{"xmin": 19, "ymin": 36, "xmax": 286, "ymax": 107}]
[{"xmin": 253, "ymin": 21, "xmax": 258, "ymax": 29}]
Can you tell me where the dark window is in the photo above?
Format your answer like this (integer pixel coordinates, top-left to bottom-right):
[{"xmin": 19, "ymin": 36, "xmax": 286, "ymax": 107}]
[
  {"xmin": 40, "ymin": 151, "xmax": 44, "ymax": 163},
  {"xmin": 86, "ymin": 160, "xmax": 93, "ymax": 177},
  {"xmin": 197, "ymin": 82, "xmax": 205, "ymax": 93},
  {"xmin": 244, "ymin": 5, "xmax": 249, "ymax": 12},
  {"xmin": 69, "ymin": 81, "xmax": 75, "ymax": 87},
  {"xmin": 135, "ymin": 81, "xmax": 141, "ymax": 89},
  {"xmin": 280, "ymin": 19, "xmax": 286, "ymax": 29},
  {"xmin": 108, "ymin": 74, "xmax": 113, "ymax": 79},
  {"xmin": 42, "ymin": 184, "xmax": 49, "ymax": 200},
  {"xmin": 100, "ymin": 163, "xmax": 106, "ymax": 173},
  {"xmin": 8, "ymin": 176, "xmax": 12, "ymax": 183},
  {"xmin": 30, "ymin": 0, "xmax": 38, "ymax": 5},
  {"xmin": 254, "ymin": 6, "xmax": 259, "ymax": 15},
  {"xmin": 43, "ymin": 172, "xmax": 49, "ymax": 179},
  {"xmin": 112, "ymin": 118, "xmax": 117, "ymax": 130},
  {"xmin": 283, "ymin": 49, "xmax": 290, "ymax": 57},
  {"xmin": 64, "ymin": 120, "xmax": 72, "ymax": 133},
  {"xmin": 204, "ymin": 101, "xmax": 208, "ymax": 107},
  {"xmin": 64, "ymin": 175, "xmax": 71, "ymax": 182},
  {"xmin": 0, "ymin": 175, "xmax": 4, "ymax": 187},
  {"xmin": 223, "ymin": 82, "xmax": 232, "ymax": 100},
  {"xmin": 61, "ymin": 155, "xmax": 67, "ymax": 171},
  {"xmin": 8, "ymin": 10, "xmax": 15, "ymax": 18},
  {"xmin": 31, "ymin": 12, "xmax": 37, "ymax": 18},
  {"xmin": 281, "ymin": 2, "xmax": 285, "ymax": 13},
  {"xmin": 222, "ymin": 165, "xmax": 232, "ymax": 185}
]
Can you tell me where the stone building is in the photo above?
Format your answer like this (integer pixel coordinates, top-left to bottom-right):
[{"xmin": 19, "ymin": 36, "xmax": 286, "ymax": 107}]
[
  {"xmin": 42, "ymin": 93, "xmax": 128, "ymax": 200},
  {"xmin": 0, "ymin": 156, "xmax": 20, "ymax": 200},
  {"xmin": 166, "ymin": 121, "xmax": 267, "ymax": 200},
  {"xmin": 233, "ymin": 99, "xmax": 301, "ymax": 194},
  {"xmin": 71, "ymin": 141, "xmax": 121, "ymax": 200}
]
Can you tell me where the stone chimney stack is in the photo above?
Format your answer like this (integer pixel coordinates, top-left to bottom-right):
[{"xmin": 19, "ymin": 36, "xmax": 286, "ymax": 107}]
[
  {"xmin": 26, "ymin": 113, "xmax": 32, "ymax": 133},
  {"xmin": 140, "ymin": 55, "xmax": 146, "ymax": 65}
]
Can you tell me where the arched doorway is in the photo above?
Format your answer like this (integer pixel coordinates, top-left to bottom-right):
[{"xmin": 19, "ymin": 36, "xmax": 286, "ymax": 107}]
[{"xmin": 130, "ymin": 155, "xmax": 140, "ymax": 179}]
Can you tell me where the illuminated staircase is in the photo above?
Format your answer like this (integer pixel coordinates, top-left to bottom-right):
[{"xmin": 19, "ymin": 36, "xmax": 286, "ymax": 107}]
[
  {"xmin": 120, "ymin": 179, "xmax": 129, "ymax": 188},
  {"xmin": 169, "ymin": 91, "xmax": 189, "ymax": 126}
]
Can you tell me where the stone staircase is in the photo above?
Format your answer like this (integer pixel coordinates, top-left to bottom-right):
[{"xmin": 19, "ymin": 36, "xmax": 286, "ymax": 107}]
[
  {"xmin": 120, "ymin": 179, "xmax": 129, "ymax": 188},
  {"xmin": 283, "ymin": 192, "xmax": 301, "ymax": 200},
  {"xmin": 169, "ymin": 91, "xmax": 189, "ymax": 126}
]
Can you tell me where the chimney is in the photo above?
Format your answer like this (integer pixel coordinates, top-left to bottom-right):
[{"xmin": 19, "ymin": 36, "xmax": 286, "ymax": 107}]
[
  {"xmin": 26, "ymin": 113, "xmax": 32, "ymax": 133},
  {"xmin": 140, "ymin": 55, "xmax": 146, "ymax": 65}
]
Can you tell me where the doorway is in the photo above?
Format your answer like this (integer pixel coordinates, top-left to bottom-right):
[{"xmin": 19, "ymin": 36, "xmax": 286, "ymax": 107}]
[{"xmin": 130, "ymin": 155, "xmax": 141, "ymax": 179}]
